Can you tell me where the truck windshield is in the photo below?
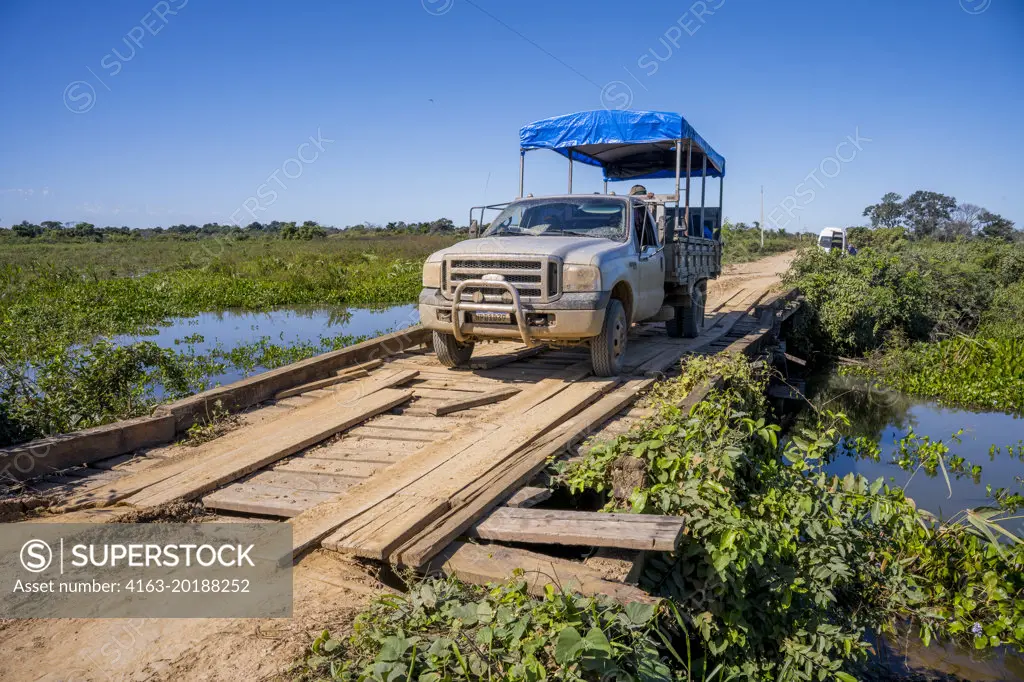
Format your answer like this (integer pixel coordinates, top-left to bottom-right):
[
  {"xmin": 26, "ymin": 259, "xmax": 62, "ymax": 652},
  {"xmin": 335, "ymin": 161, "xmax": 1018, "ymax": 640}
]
[{"xmin": 483, "ymin": 198, "xmax": 627, "ymax": 241}]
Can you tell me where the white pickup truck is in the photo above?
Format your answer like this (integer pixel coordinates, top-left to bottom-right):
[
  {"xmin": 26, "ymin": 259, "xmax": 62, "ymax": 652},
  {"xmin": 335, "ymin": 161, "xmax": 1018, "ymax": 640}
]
[{"xmin": 419, "ymin": 110, "xmax": 726, "ymax": 376}]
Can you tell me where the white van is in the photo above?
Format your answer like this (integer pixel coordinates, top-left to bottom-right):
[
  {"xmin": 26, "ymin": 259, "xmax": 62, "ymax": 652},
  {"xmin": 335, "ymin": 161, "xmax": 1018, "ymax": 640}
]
[{"xmin": 818, "ymin": 227, "xmax": 847, "ymax": 253}]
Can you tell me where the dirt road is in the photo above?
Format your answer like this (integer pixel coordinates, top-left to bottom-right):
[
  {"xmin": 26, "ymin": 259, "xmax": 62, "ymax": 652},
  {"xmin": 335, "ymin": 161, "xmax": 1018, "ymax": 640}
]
[
  {"xmin": 708, "ymin": 250, "xmax": 798, "ymax": 309},
  {"xmin": 0, "ymin": 250, "xmax": 800, "ymax": 682}
]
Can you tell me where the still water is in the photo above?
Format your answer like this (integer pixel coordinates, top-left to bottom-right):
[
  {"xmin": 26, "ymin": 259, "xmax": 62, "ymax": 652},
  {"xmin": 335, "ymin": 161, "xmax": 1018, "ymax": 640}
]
[
  {"xmin": 116, "ymin": 304, "xmax": 419, "ymax": 387},
  {"xmin": 804, "ymin": 373, "xmax": 1024, "ymax": 681}
]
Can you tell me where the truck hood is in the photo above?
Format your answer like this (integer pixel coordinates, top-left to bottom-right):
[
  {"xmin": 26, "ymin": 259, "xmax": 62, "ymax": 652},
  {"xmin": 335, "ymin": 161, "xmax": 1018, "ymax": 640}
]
[{"xmin": 430, "ymin": 236, "xmax": 625, "ymax": 265}]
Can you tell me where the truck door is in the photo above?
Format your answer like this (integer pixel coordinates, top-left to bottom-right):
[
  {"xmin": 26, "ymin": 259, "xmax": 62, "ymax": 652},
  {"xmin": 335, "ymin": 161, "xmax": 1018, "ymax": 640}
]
[{"xmin": 633, "ymin": 202, "xmax": 664, "ymax": 320}]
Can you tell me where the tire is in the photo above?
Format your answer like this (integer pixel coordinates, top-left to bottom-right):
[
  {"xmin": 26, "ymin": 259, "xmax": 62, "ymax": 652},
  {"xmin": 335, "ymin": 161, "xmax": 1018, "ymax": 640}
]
[
  {"xmin": 590, "ymin": 298, "xmax": 628, "ymax": 377},
  {"xmin": 682, "ymin": 280, "xmax": 707, "ymax": 338},
  {"xmin": 433, "ymin": 331, "xmax": 474, "ymax": 368}
]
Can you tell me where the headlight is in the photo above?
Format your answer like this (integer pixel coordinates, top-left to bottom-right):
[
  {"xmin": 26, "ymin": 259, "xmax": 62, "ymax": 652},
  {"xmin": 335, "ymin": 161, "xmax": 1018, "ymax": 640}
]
[
  {"xmin": 562, "ymin": 264, "xmax": 601, "ymax": 292},
  {"xmin": 422, "ymin": 260, "xmax": 442, "ymax": 288}
]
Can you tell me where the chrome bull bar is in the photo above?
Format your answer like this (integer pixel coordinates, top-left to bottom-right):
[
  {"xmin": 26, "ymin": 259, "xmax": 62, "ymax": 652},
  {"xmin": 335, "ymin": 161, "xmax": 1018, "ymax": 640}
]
[{"xmin": 450, "ymin": 279, "xmax": 537, "ymax": 347}]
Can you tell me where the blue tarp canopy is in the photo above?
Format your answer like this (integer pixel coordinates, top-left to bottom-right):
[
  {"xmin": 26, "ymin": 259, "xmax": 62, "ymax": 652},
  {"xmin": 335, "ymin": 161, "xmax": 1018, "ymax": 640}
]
[{"xmin": 519, "ymin": 110, "xmax": 725, "ymax": 181}]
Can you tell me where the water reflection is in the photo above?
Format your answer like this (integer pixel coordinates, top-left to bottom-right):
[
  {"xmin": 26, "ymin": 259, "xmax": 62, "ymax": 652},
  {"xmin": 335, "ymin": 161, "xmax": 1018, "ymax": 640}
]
[
  {"xmin": 799, "ymin": 372, "xmax": 1024, "ymax": 680},
  {"xmin": 117, "ymin": 304, "xmax": 418, "ymax": 357},
  {"xmin": 803, "ymin": 372, "xmax": 1024, "ymax": 520},
  {"xmin": 115, "ymin": 304, "xmax": 419, "ymax": 388}
]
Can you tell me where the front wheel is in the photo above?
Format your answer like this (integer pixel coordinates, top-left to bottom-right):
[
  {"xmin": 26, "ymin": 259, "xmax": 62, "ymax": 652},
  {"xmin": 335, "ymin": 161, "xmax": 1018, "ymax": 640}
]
[
  {"xmin": 433, "ymin": 331, "xmax": 474, "ymax": 368},
  {"xmin": 590, "ymin": 298, "xmax": 628, "ymax": 376}
]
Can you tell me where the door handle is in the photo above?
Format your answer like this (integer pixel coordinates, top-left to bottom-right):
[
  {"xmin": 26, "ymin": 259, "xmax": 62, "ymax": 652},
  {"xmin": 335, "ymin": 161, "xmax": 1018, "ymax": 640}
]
[{"xmin": 629, "ymin": 262, "xmax": 637, "ymax": 269}]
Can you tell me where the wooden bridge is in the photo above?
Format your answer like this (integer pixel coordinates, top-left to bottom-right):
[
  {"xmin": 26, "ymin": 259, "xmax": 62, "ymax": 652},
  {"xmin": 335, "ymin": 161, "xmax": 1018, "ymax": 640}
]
[{"xmin": 2, "ymin": 283, "xmax": 799, "ymax": 600}]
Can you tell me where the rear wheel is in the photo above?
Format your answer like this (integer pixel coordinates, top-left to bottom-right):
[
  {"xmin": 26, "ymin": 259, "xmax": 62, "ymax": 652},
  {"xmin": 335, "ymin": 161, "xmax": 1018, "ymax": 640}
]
[
  {"xmin": 433, "ymin": 331, "xmax": 474, "ymax": 367},
  {"xmin": 665, "ymin": 280, "xmax": 707, "ymax": 339},
  {"xmin": 590, "ymin": 298, "xmax": 628, "ymax": 376},
  {"xmin": 682, "ymin": 280, "xmax": 707, "ymax": 338}
]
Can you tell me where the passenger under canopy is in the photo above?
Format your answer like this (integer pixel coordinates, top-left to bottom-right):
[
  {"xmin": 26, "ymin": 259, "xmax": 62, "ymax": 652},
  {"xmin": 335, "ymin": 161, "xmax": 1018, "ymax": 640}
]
[{"xmin": 519, "ymin": 109, "xmax": 725, "ymax": 181}]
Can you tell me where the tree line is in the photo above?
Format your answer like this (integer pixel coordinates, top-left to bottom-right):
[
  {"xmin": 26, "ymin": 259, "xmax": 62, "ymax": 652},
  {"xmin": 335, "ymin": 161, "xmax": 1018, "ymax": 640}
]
[
  {"xmin": 1, "ymin": 217, "xmax": 464, "ymax": 242},
  {"xmin": 861, "ymin": 190, "xmax": 1017, "ymax": 240}
]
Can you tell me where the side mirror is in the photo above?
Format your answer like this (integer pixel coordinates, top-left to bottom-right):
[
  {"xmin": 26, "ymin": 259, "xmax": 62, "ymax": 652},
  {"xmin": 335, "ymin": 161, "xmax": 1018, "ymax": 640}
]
[{"xmin": 469, "ymin": 220, "xmax": 480, "ymax": 238}]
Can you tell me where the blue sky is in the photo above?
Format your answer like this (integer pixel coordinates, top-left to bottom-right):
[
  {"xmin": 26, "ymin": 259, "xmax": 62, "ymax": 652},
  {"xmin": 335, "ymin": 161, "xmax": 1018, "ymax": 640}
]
[{"xmin": 1, "ymin": 0, "xmax": 1021, "ymax": 232}]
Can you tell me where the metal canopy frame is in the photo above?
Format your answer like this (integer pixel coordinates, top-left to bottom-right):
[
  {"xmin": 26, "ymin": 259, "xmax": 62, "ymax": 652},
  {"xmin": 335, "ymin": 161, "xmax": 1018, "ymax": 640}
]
[{"xmin": 517, "ymin": 141, "xmax": 724, "ymax": 242}]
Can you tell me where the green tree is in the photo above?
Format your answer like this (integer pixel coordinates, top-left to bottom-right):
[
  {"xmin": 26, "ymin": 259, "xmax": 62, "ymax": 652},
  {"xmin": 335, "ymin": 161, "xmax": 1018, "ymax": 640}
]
[
  {"xmin": 862, "ymin": 191, "xmax": 905, "ymax": 228},
  {"xmin": 978, "ymin": 210, "xmax": 1016, "ymax": 240},
  {"xmin": 279, "ymin": 221, "xmax": 298, "ymax": 239},
  {"xmin": 72, "ymin": 222, "xmax": 96, "ymax": 237},
  {"xmin": 901, "ymin": 190, "xmax": 956, "ymax": 238},
  {"xmin": 12, "ymin": 220, "xmax": 41, "ymax": 238},
  {"xmin": 298, "ymin": 220, "xmax": 327, "ymax": 239}
]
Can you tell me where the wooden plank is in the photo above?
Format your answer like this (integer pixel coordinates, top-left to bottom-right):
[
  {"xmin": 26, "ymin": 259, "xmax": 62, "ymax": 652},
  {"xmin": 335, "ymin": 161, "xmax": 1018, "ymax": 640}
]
[
  {"xmin": 411, "ymin": 388, "xmax": 491, "ymax": 402},
  {"xmin": 620, "ymin": 339, "xmax": 675, "ymax": 372},
  {"xmin": 755, "ymin": 287, "xmax": 799, "ymax": 312},
  {"xmin": 370, "ymin": 415, "xmax": 454, "ymax": 431},
  {"xmin": 301, "ymin": 446, "xmax": 408, "ymax": 464},
  {"xmin": 708, "ymin": 287, "xmax": 743, "ymax": 313},
  {"xmin": 243, "ymin": 469, "xmax": 357, "ymax": 493},
  {"xmin": 431, "ymin": 387, "xmax": 521, "ymax": 416},
  {"xmin": 402, "ymin": 371, "xmax": 503, "ymax": 385},
  {"xmin": 469, "ymin": 508, "xmax": 685, "ymax": 551},
  {"xmin": 412, "ymin": 378, "xmax": 497, "ymax": 391},
  {"xmin": 274, "ymin": 369, "xmax": 368, "ymax": 400},
  {"xmin": 431, "ymin": 541, "xmax": 656, "ymax": 604},
  {"xmin": 347, "ymin": 426, "xmax": 437, "ymax": 443},
  {"xmin": 287, "ymin": 362, "xmax": 593, "ymax": 558},
  {"xmin": 632, "ymin": 311, "xmax": 741, "ymax": 375},
  {"xmin": 394, "ymin": 378, "xmax": 654, "ymax": 569},
  {"xmin": 504, "ymin": 486, "xmax": 551, "ymax": 508},
  {"xmin": 783, "ymin": 352, "xmax": 807, "ymax": 367},
  {"xmin": 322, "ymin": 495, "xmax": 450, "ymax": 560},
  {"xmin": 722, "ymin": 308, "xmax": 776, "ymax": 357},
  {"xmin": 0, "ymin": 414, "xmax": 176, "ymax": 482},
  {"xmin": 274, "ymin": 458, "xmax": 384, "ymax": 479},
  {"xmin": 203, "ymin": 483, "xmax": 336, "ymax": 518},
  {"xmin": 479, "ymin": 366, "xmax": 563, "ymax": 380},
  {"xmin": 89, "ymin": 454, "xmax": 152, "ymax": 471},
  {"xmin": 469, "ymin": 345, "xmax": 547, "ymax": 370},
  {"xmin": 337, "ymin": 358, "xmax": 384, "ymax": 376},
  {"xmin": 58, "ymin": 370, "xmax": 418, "ymax": 512}
]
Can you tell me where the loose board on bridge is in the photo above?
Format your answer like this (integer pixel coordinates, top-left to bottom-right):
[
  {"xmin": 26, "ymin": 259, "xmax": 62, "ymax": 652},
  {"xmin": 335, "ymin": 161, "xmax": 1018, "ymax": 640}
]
[
  {"xmin": 468, "ymin": 508, "xmax": 686, "ymax": 551},
  {"xmin": 431, "ymin": 541, "xmax": 656, "ymax": 604}
]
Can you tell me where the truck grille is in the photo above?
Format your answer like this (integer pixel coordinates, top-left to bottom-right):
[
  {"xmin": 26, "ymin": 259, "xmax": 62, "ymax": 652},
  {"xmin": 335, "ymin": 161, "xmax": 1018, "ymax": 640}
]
[{"xmin": 443, "ymin": 256, "xmax": 560, "ymax": 302}]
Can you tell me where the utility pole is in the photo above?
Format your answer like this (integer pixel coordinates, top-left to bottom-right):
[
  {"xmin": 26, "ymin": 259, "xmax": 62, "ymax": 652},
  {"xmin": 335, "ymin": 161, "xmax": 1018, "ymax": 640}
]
[{"xmin": 759, "ymin": 185, "xmax": 764, "ymax": 248}]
